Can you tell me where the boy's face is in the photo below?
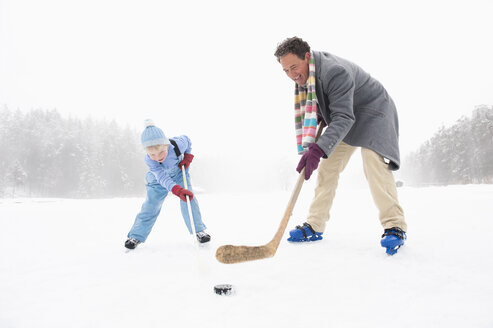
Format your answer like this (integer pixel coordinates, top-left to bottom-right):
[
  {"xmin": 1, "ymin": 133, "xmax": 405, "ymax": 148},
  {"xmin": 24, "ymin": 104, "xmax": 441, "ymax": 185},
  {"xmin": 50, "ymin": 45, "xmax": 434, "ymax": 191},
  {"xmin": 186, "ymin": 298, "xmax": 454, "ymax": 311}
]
[{"xmin": 147, "ymin": 144, "xmax": 169, "ymax": 163}]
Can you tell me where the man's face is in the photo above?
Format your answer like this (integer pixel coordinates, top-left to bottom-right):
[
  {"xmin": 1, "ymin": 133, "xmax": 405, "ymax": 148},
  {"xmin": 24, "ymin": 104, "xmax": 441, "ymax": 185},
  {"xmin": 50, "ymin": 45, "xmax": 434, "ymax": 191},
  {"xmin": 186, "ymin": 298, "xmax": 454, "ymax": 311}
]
[
  {"xmin": 280, "ymin": 52, "xmax": 310, "ymax": 85},
  {"xmin": 147, "ymin": 144, "xmax": 169, "ymax": 163}
]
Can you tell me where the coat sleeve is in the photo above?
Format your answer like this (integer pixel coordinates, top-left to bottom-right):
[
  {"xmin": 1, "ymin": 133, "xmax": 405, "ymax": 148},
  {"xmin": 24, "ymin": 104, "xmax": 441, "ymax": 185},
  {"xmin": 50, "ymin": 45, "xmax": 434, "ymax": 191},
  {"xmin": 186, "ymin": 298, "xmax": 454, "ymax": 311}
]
[
  {"xmin": 316, "ymin": 65, "xmax": 356, "ymax": 157},
  {"xmin": 173, "ymin": 135, "xmax": 192, "ymax": 154},
  {"xmin": 145, "ymin": 155, "xmax": 177, "ymax": 192}
]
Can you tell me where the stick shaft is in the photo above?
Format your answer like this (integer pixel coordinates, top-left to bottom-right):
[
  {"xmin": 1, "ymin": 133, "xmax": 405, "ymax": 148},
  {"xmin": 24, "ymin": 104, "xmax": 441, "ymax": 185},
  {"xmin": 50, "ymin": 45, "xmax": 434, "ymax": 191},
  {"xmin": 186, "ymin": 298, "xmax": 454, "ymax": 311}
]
[
  {"xmin": 266, "ymin": 167, "xmax": 306, "ymax": 250},
  {"xmin": 181, "ymin": 166, "xmax": 197, "ymax": 244},
  {"xmin": 265, "ymin": 124, "xmax": 324, "ymax": 251}
]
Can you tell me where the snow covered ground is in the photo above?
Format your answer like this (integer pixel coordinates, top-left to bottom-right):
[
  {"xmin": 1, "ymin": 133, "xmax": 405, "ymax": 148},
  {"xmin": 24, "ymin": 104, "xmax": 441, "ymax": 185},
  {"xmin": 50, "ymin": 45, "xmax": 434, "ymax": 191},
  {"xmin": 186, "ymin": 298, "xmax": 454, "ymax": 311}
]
[{"xmin": 1, "ymin": 184, "xmax": 493, "ymax": 328}]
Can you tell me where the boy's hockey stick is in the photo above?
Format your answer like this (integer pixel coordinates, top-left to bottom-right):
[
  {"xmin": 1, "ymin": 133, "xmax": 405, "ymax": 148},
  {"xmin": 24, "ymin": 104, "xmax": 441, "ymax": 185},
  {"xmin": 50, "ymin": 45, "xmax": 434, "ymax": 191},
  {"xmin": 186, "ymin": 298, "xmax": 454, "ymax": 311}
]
[
  {"xmin": 182, "ymin": 165, "xmax": 210, "ymax": 275},
  {"xmin": 181, "ymin": 165, "xmax": 198, "ymax": 246},
  {"xmin": 215, "ymin": 123, "xmax": 324, "ymax": 264}
]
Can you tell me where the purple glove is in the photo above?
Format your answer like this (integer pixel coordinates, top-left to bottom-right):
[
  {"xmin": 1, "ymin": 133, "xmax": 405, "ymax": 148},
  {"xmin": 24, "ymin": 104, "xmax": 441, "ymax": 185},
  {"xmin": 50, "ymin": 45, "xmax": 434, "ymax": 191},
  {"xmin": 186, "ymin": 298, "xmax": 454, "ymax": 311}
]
[{"xmin": 296, "ymin": 143, "xmax": 325, "ymax": 180}]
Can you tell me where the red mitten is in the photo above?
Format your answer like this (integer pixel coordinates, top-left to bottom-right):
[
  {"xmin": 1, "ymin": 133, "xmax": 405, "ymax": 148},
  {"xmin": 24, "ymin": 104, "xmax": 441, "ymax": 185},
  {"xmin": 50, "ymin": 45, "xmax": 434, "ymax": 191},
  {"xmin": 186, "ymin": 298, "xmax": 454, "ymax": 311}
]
[
  {"xmin": 178, "ymin": 153, "xmax": 194, "ymax": 169},
  {"xmin": 171, "ymin": 185, "xmax": 194, "ymax": 202}
]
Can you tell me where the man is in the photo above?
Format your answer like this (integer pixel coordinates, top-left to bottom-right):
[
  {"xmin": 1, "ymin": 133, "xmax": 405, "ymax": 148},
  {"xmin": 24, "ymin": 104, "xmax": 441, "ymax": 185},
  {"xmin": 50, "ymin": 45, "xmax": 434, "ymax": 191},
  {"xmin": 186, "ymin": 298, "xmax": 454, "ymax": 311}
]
[{"xmin": 275, "ymin": 37, "xmax": 407, "ymax": 255}]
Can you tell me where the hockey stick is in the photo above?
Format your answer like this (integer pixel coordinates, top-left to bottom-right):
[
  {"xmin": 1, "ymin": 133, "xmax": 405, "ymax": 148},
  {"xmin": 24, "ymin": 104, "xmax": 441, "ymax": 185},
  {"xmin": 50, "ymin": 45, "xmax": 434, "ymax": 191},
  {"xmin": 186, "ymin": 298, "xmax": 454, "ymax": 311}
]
[
  {"xmin": 215, "ymin": 123, "xmax": 325, "ymax": 264},
  {"xmin": 181, "ymin": 165, "xmax": 198, "ymax": 246},
  {"xmin": 182, "ymin": 165, "xmax": 211, "ymax": 276}
]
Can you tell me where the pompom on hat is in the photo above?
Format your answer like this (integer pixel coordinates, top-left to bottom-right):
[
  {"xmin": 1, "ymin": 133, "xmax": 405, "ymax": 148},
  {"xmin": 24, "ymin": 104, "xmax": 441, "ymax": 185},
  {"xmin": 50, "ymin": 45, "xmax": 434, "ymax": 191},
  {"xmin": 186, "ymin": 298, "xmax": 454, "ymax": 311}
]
[{"xmin": 141, "ymin": 119, "xmax": 170, "ymax": 148}]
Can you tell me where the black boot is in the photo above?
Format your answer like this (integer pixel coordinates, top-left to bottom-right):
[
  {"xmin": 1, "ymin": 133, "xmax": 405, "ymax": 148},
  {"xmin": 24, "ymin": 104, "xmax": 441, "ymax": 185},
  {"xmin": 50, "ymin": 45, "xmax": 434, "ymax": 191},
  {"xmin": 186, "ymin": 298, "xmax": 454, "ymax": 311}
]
[
  {"xmin": 196, "ymin": 231, "xmax": 211, "ymax": 243},
  {"xmin": 125, "ymin": 238, "xmax": 141, "ymax": 249}
]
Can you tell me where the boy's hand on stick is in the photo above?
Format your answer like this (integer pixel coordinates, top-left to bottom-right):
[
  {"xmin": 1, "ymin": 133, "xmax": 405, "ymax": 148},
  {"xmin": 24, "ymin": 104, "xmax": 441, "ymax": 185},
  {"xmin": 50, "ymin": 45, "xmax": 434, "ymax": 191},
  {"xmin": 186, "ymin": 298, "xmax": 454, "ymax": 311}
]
[
  {"xmin": 172, "ymin": 185, "xmax": 194, "ymax": 202},
  {"xmin": 178, "ymin": 153, "xmax": 194, "ymax": 169}
]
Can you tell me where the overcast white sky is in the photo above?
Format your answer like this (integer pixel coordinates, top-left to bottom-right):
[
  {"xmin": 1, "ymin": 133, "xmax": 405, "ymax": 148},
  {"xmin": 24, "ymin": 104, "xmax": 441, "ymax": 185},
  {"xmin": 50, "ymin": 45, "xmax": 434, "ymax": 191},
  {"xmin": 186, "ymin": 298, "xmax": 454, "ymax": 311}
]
[{"xmin": 1, "ymin": 0, "xmax": 492, "ymax": 161}]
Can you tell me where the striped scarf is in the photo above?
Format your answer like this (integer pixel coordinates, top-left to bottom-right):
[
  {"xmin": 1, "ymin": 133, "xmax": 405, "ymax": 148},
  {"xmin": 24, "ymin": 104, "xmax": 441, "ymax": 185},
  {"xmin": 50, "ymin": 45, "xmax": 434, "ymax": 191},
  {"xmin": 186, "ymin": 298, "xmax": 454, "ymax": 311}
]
[{"xmin": 294, "ymin": 52, "xmax": 318, "ymax": 154}]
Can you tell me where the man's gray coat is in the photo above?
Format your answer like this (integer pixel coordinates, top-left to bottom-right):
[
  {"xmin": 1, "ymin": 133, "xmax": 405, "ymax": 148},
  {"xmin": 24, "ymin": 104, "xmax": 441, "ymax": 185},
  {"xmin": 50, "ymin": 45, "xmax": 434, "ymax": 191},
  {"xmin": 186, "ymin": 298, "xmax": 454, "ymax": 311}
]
[{"xmin": 313, "ymin": 51, "xmax": 400, "ymax": 170}]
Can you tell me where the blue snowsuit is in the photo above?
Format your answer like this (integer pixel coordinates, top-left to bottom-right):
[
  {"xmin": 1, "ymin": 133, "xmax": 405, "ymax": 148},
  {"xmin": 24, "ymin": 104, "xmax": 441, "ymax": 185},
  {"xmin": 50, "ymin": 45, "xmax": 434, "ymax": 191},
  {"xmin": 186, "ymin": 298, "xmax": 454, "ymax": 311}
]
[{"xmin": 127, "ymin": 135, "xmax": 206, "ymax": 242}]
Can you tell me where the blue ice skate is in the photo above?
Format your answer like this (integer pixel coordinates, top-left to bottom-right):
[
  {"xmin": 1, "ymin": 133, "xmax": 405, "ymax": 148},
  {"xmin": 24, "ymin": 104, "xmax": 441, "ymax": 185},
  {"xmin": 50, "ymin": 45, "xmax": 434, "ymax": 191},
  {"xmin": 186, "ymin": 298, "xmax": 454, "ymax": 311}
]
[
  {"xmin": 380, "ymin": 227, "xmax": 407, "ymax": 255},
  {"xmin": 287, "ymin": 222, "xmax": 323, "ymax": 242}
]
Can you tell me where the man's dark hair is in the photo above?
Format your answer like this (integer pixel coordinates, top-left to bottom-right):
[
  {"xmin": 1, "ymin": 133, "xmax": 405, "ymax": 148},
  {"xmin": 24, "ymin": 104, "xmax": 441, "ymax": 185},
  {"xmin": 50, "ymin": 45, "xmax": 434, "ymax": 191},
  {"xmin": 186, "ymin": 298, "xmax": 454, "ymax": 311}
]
[{"xmin": 274, "ymin": 37, "xmax": 311, "ymax": 62}]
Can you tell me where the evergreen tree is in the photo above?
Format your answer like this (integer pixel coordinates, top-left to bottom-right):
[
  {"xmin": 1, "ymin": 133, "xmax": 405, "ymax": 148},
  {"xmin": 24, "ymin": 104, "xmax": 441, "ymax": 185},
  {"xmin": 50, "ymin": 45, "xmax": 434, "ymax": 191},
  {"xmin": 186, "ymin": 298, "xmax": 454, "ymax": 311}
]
[
  {"xmin": 402, "ymin": 105, "xmax": 493, "ymax": 186},
  {"xmin": 0, "ymin": 107, "xmax": 146, "ymax": 198}
]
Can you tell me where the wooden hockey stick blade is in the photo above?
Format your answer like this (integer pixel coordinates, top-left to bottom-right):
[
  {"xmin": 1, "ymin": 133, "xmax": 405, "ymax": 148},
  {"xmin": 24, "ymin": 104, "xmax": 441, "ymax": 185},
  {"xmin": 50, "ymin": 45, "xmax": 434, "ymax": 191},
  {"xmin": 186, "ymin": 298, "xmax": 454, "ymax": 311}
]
[
  {"xmin": 215, "ymin": 244, "xmax": 276, "ymax": 264},
  {"xmin": 216, "ymin": 124, "xmax": 324, "ymax": 264}
]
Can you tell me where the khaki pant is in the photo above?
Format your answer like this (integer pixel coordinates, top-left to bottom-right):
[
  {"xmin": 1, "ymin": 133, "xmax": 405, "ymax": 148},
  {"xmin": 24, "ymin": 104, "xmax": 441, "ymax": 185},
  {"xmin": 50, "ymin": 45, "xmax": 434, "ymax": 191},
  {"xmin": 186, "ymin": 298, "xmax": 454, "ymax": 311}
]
[{"xmin": 306, "ymin": 142, "xmax": 407, "ymax": 232}]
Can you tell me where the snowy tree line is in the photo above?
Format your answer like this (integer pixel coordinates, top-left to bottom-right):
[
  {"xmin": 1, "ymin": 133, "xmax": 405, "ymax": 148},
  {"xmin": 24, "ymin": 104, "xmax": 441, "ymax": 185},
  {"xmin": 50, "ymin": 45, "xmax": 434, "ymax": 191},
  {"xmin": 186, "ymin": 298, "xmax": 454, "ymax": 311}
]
[
  {"xmin": 402, "ymin": 105, "xmax": 493, "ymax": 186},
  {"xmin": 0, "ymin": 107, "xmax": 146, "ymax": 197}
]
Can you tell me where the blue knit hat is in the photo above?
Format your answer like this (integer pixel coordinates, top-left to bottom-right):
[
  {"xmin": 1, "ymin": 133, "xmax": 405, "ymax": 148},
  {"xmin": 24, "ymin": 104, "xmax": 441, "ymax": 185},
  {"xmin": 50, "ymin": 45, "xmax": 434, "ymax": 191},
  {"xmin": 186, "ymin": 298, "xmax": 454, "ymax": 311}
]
[{"xmin": 141, "ymin": 119, "xmax": 170, "ymax": 148}]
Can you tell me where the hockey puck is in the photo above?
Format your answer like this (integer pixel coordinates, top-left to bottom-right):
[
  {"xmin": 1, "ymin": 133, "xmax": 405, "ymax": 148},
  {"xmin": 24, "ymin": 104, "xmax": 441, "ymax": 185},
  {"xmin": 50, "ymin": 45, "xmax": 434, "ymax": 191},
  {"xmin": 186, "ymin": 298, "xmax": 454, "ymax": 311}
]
[{"xmin": 214, "ymin": 284, "xmax": 234, "ymax": 296}]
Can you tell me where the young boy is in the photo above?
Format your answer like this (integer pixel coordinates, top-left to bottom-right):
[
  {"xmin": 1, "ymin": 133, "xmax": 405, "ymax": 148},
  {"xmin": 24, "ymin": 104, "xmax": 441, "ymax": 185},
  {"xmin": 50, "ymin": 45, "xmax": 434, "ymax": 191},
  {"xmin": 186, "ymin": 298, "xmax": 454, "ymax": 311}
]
[{"xmin": 125, "ymin": 119, "xmax": 210, "ymax": 250}]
